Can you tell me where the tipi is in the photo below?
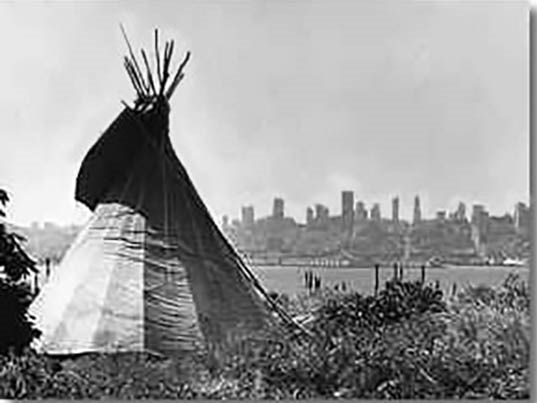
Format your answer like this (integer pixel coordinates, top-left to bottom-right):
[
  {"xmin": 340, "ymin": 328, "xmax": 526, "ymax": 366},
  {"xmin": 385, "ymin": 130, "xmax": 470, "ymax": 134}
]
[{"xmin": 29, "ymin": 30, "xmax": 290, "ymax": 355}]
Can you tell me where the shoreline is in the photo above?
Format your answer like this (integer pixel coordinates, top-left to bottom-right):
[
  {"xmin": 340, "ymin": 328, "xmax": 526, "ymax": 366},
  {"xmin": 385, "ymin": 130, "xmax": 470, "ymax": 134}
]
[{"xmin": 252, "ymin": 263, "xmax": 530, "ymax": 270}]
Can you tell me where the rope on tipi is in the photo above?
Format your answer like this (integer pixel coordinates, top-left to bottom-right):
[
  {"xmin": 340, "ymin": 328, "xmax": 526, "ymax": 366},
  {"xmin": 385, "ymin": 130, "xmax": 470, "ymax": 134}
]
[{"xmin": 118, "ymin": 27, "xmax": 312, "ymax": 339}]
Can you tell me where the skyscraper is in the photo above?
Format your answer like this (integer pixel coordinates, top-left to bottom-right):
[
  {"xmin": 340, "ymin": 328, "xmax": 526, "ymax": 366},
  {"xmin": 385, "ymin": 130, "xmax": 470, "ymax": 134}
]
[
  {"xmin": 272, "ymin": 197, "xmax": 284, "ymax": 219},
  {"xmin": 471, "ymin": 204, "xmax": 485, "ymax": 225},
  {"xmin": 306, "ymin": 207, "xmax": 314, "ymax": 225},
  {"xmin": 514, "ymin": 202, "xmax": 529, "ymax": 232},
  {"xmin": 371, "ymin": 203, "xmax": 381, "ymax": 222},
  {"xmin": 392, "ymin": 196, "xmax": 400, "ymax": 222},
  {"xmin": 413, "ymin": 195, "xmax": 421, "ymax": 224},
  {"xmin": 241, "ymin": 205, "xmax": 255, "ymax": 227},
  {"xmin": 355, "ymin": 201, "xmax": 367, "ymax": 220},
  {"xmin": 471, "ymin": 204, "xmax": 489, "ymax": 251},
  {"xmin": 341, "ymin": 190, "xmax": 354, "ymax": 232},
  {"xmin": 455, "ymin": 202, "xmax": 466, "ymax": 221},
  {"xmin": 315, "ymin": 204, "xmax": 329, "ymax": 223}
]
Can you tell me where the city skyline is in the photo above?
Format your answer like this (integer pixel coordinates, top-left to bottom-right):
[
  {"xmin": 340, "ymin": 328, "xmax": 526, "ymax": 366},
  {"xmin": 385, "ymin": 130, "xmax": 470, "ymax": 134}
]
[
  {"xmin": 0, "ymin": 1, "xmax": 528, "ymax": 227},
  {"xmin": 13, "ymin": 192, "xmax": 530, "ymax": 229},
  {"xmin": 228, "ymin": 192, "xmax": 530, "ymax": 226}
]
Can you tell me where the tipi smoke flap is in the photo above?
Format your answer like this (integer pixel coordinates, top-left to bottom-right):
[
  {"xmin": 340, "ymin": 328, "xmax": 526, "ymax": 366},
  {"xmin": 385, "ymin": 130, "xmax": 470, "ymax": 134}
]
[{"xmin": 29, "ymin": 29, "xmax": 297, "ymax": 356}]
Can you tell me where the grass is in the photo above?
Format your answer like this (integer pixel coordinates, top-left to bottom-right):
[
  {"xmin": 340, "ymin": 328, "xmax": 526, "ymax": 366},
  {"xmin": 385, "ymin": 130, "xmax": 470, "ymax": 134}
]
[{"xmin": 0, "ymin": 272, "xmax": 530, "ymax": 399}]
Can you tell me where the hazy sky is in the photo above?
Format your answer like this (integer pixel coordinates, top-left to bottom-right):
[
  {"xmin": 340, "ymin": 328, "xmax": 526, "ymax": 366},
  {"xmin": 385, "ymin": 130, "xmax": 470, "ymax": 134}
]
[{"xmin": 0, "ymin": 1, "xmax": 529, "ymax": 226}]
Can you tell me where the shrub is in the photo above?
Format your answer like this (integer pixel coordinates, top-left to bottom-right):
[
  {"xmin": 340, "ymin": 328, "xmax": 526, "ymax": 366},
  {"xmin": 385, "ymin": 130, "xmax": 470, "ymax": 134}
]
[
  {"xmin": 197, "ymin": 275, "xmax": 529, "ymax": 400},
  {"xmin": 311, "ymin": 278, "xmax": 445, "ymax": 340},
  {"xmin": 0, "ymin": 283, "xmax": 41, "ymax": 355},
  {"xmin": 0, "ymin": 273, "xmax": 529, "ymax": 399},
  {"xmin": 0, "ymin": 189, "xmax": 41, "ymax": 354},
  {"xmin": 0, "ymin": 351, "xmax": 201, "ymax": 399}
]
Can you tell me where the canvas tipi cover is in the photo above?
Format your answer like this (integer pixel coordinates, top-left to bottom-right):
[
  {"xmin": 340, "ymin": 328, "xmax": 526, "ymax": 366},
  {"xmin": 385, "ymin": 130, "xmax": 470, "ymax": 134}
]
[{"xmin": 29, "ymin": 31, "xmax": 280, "ymax": 355}]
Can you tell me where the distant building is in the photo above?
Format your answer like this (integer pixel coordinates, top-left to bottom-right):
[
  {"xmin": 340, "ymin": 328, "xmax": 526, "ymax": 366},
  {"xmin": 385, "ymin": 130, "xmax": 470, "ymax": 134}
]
[
  {"xmin": 315, "ymin": 204, "xmax": 323, "ymax": 220},
  {"xmin": 413, "ymin": 196, "xmax": 421, "ymax": 224},
  {"xmin": 241, "ymin": 205, "xmax": 255, "ymax": 227},
  {"xmin": 514, "ymin": 202, "xmax": 530, "ymax": 232},
  {"xmin": 315, "ymin": 204, "xmax": 329, "ymax": 223},
  {"xmin": 471, "ymin": 204, "xmax": 486, "ymax": 225},
  {"xmin": 231, "ymin": 218, "xmax": 241, "ymax": 228},
  {"xmin": 341, "ymin": 191, "xmax": 354, "ymax": 232},
  {"xmin": 272, "ymin": 197, "xmax": 284, "ymax": 219},
  {"xmin": 455, "ymin": 202, "xmax": 467, "ymax": 221},
  {"xmin": 355, "ymin": 201, "xmax": 368, "ymax": 220},
  {"xmin": 471, "ymin": 223, "xmax": 487, "ymax": 258},
  {"xmin": 43, "ymin": 222, "xmax": 56, "ymax": 231},
  {"xmin": 488, "ymin": 215, "xmax": 515, "ymax": 239},
  {"xmin": 436, "ymin": 210, "xmax": 446, "ymax": 221},
  {"xmin": 306, "ymin": 207, "xmax": 314, "ymax": 225},
  {"xmin": 370, "ymin": 203, "xmax": 381, "ymax": 222},
  {"xmin": 391, "ymin": 196, "xmax": 400, "ymax": 222},
  {"xmin": 471, "ymin": 204, "xmax": 489, "ymax": 248}
]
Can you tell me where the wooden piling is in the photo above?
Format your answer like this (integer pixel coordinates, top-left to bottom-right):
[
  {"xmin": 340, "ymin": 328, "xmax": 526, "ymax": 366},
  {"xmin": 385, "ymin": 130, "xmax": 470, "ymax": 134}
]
[
  {"xmin": 314, "ymin": 275, "xmax": 321, "ymax": 291},
  {"xmin": 45, "ymin": 257, "xmax": 51, "ymax": 278},
  {"xmin": 374, "ymin": 264, "xmax": 380, "ymax": 296},
  {"xmin": 33, "ymin": 273, "xmax": 39, "ymax": 296}
]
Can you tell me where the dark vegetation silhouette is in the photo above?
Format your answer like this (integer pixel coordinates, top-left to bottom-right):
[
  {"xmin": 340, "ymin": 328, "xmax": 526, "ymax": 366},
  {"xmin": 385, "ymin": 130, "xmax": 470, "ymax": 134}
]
[{"xmin": 0, "ymin": 188, "xmax": 41, "ymax": 354}]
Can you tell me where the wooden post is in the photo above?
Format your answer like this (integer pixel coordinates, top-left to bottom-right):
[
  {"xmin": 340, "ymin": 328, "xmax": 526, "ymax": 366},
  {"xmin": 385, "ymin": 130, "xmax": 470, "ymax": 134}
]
[
  {"xmin": 45, "ymin": 257, "xmax": 51, "ymax": 278},
  {"xmin": 421, "ymin": 264, "xmax": 426, "ymax": 284},
  {"xmin": 399, "ymin": 262, "xmax": 404, "ymax": 281},
  {"xmin": 33, "ymin": 273, "xmax": 39, "ymax": 296},
  {"xmin": 393, "ymin": 262, "xmax": 398, "ymax": 281},
  {"xmin": 374, "ymin": 264, "xmax": 379, "ymax": 296}
]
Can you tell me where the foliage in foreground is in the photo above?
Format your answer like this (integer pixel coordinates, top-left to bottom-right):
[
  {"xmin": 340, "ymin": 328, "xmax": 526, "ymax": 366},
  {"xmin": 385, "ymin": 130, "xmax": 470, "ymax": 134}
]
[
  {"xmin": 0, "ymin": 188, "xmax": 41, "ymax": 354},
  {"xmin": 0, "ymin": 273, "xmax": 530, "ymax": 399}
]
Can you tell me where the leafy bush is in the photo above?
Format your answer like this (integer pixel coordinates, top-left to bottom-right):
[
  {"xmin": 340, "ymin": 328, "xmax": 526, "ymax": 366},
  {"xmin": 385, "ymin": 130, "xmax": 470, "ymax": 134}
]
[
  {"xmin": 312, "ymin": 279, "xmax": 445, "ymax": 339},
  {"xmin": 434, "ymin": 273, "xmax": 530, "ymax": 399}
]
